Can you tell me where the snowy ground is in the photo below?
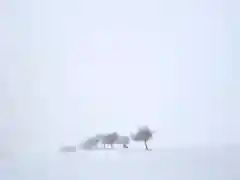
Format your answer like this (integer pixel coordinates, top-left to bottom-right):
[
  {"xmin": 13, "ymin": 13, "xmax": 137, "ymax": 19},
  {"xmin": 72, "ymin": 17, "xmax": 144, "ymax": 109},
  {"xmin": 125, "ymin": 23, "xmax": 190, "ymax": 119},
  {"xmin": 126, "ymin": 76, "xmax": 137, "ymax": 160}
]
[{"xmin": 1, "ymin": 146, "xmax": 239, "ymax": 180}]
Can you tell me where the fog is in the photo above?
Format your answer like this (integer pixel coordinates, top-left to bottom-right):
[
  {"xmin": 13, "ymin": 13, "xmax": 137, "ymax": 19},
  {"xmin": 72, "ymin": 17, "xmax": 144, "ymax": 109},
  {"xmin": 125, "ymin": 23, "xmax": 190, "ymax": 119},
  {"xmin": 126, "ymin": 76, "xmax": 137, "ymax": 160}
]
[{"xmin": 0, "ymin": 0, "xmax": 239, "ymax": 153}]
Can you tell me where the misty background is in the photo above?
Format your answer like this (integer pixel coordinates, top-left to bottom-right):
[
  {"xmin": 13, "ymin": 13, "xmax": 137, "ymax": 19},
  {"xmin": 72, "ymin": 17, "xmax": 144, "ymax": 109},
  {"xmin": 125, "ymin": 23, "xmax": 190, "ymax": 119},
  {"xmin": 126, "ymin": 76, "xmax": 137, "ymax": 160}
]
[{"xmin": 0, "ymin": 0, "xmax": 239, "ymax": 154}]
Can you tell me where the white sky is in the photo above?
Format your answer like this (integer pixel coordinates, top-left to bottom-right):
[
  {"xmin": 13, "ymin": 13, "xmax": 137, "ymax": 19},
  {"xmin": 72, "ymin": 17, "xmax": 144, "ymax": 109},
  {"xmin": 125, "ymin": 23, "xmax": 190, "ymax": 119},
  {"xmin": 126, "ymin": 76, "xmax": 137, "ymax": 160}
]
[{"xmin": 0, "ymin": 0, "xmax": 239, "ymax": 152}]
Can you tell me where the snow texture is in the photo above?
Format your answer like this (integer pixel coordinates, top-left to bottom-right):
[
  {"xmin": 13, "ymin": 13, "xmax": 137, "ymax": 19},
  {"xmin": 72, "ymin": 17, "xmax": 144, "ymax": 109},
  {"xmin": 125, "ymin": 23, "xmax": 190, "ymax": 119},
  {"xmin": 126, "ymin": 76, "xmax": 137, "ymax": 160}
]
[{"xmin": 1, "ymin": 146, "xmax": 239, "ymax": 180}]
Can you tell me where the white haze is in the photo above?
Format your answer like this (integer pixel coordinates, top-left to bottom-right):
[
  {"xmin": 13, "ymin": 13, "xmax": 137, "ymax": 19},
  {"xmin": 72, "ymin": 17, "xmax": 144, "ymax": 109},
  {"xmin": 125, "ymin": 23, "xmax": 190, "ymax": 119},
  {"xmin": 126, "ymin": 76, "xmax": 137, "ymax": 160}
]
[
  {"xmin": 1, "ymin": 0, "xmax": 239, "ymax": 180},
  {"xmin": 0, "ymin": 0, "xmax": 239, "ymax": 155}
]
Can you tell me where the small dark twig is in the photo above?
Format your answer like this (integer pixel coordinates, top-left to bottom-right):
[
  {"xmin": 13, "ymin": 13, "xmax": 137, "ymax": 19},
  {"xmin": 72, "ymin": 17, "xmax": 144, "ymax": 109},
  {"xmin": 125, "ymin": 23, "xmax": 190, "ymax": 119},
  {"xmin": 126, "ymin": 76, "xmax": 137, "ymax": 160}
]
[{"xmin": 144, "ymin": 140, "xmax": 148, "ymax": 150}]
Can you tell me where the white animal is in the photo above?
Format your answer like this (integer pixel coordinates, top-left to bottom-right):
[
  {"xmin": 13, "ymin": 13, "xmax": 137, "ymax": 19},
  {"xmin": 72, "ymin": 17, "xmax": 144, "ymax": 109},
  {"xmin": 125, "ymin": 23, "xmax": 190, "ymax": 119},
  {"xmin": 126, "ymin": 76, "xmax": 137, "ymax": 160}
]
[
  {"xmin": 80, "ymin": 132, "xmax": 119, "ymax": 150},
  {"xmin": 114, "ymin": 136, "xmax": 130, "ymax": 148},
  {"xmin": 131, "ymin": 126, "xmax": 155, "ymax": 150},
  {"xmin": 94, "ymin": 134, "xmax": 107, "ymax": 148},
  {"xmin": 80, "ymin": 136, "xmax": 102, "ymax": 150},
  {"xmin": 98, "ymin": 132, "xmax": 119, "ymax": 148}
]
